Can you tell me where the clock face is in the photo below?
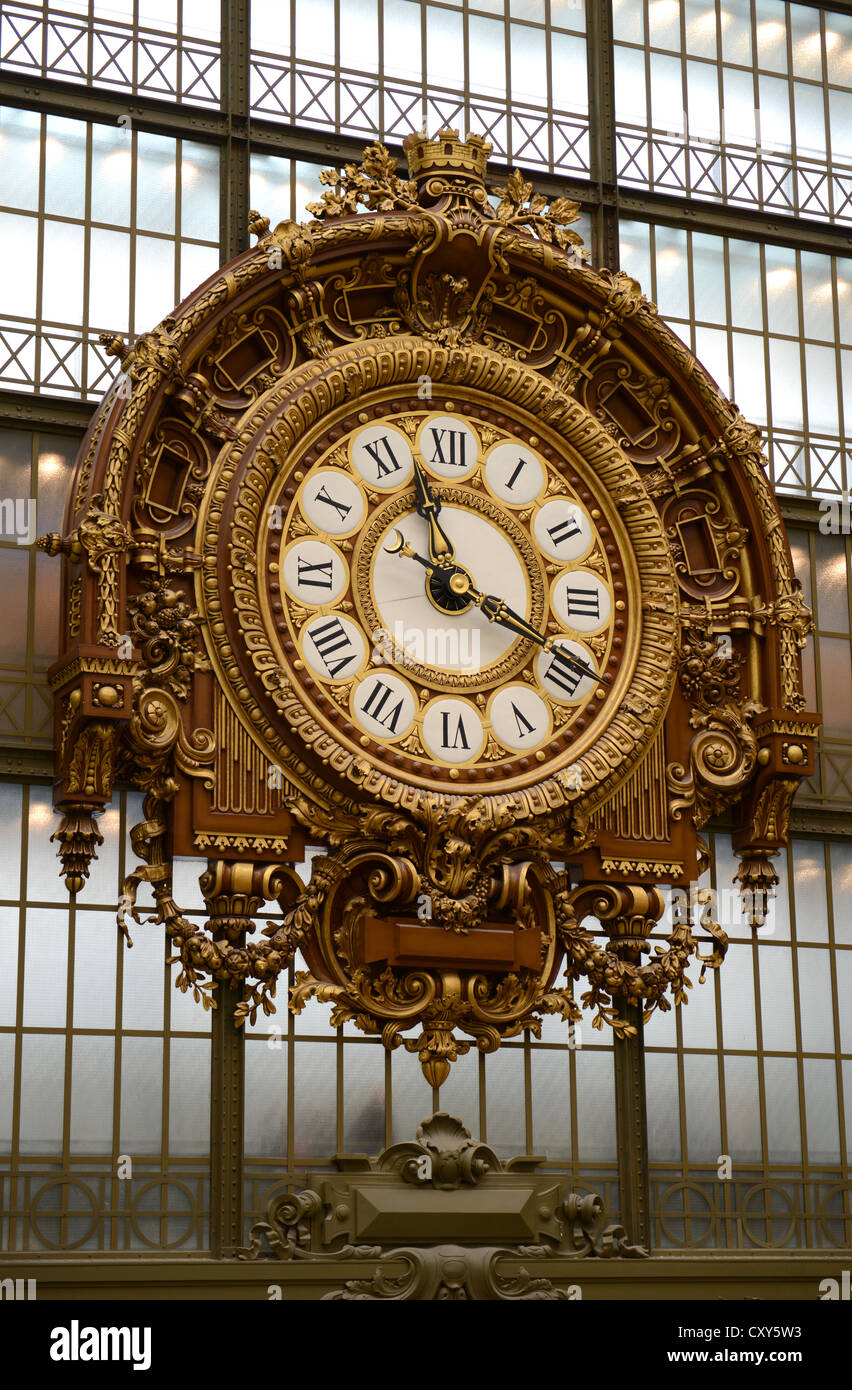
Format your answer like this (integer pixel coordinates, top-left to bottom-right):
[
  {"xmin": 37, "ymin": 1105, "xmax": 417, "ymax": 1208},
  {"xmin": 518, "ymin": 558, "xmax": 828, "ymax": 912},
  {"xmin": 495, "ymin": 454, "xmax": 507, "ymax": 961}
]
[{"xmin": 260, "ymin": 399, "xmax": 636, "ymax": 793}]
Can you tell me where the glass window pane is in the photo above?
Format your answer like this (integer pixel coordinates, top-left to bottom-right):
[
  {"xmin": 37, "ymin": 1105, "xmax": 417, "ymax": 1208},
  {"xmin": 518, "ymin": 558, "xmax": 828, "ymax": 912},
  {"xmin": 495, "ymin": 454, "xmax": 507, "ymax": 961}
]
[
  {"xmin": 484, "ymin": 1046, "xmax": 525, "ymax": 1157},
  {"xmin": 818, "ymin": 636, "xmax": 852, "ymax": 736},
  {"xmin": 19, "ymin": 1034, "xmax": 65, "ymax": 1154},
  {"xmin": 120, "ymin": 1037, "xmax": 163, "ymax": 1155},
  {"xmin": 684, "ymin": 1054, "xmax": 720, "ymax": 1161},
  {"xmin": 135, "ymin": 132, "xmax": 178, "ymax": 235},
  {"xmin": 575, "ymin": 1049, "xmax": 616, "ymax": 1161},
  {"xmin": 70, "ymin": 1036, "xmax": 115, "ymax": 1155},
  {"xmin": 646, "ymin": 1051, "xmax": 681, "ymax": 1161},
  {"xmin": 830, "ymin": 844, "xmax": 852, "ymax": 945},
  {"xmin": 44, "ymin": 116, "xmax": 87, "ymax": 220},
  {"xmin": 293, "ymin": 1041, "xmax": 336, "ymax": 1158},
  {"xmin": 763, "ymin": 1056, "xmax": 801, "ymax": 1163},
  {"xmin": 0, "ymin": 212, "xmax": 38, "ymax": 318},
  {"xmin": 342, "ymin": 1043, "xmax": 385, "ymax": 1153},
  {"xmin": 179, "ymin": 141, "xmax": 220, "ymax": 240},
  {"xmin": 72, "ymin": 912, "xmax": 118, "ymax": 1029},
  {"xmin": 797, "ymin": 948, "xmax": 835, "ymax": 1052},
  {"xmin": 531, "ymin": 1049, "xmax": 572, "ymax": 1158},
  {"xmin": 758, "ymin": 945, "xmax": 796, "ymax": 1052},
  {"xmin": 0, "ymin": 106, "xmax": 42, "ymax": 212},
  {"xmin": 245, "ymin": 1036, "xmax": 287, "ymax": 1158},
  {"xmin": 169, "ymin": 1038, "xmax": 211, "ymax": 1155},
  {"xmin": 437, "ymin": 1048, "xmax": 479, "ymax": 1137},
  {"xmin": 724, "ymin": 1054, "xmax": 762, "ymax": 1162}
]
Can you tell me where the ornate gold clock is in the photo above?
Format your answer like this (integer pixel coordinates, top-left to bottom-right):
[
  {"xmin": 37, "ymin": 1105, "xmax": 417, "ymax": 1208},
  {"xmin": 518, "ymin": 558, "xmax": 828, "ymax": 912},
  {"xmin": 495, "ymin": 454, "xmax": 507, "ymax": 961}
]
[{"xmin": 40, "ymin": 130, "xmax": 819, "ymax": 1084}]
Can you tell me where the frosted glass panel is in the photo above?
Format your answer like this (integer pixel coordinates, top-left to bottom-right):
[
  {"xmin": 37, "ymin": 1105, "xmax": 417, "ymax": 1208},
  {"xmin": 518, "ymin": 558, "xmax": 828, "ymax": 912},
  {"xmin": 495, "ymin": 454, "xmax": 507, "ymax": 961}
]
[
  {"xmin": 797, "ymin": 949, "xmax": 836, "ymax": 1054},
  {"xmin": 19, "ymin": 1033, "xmax": 66, "ymax": 1154},
  {"xmin": 575, "ymin": 1049, "xmax": 616, "ymax": 1161},
  {"xmin": 43, "ymin": 116, "xmax": 86, "ymax": 220},
  {"xmin": 646, "ymin": 1051, "xmax": 681, "ymax": 1162},
  {"xmin": 719, "ymin": 942, "xmax": 757, "ymax": 1049},
  {"xmin": 169, "ymin": 1038, "xmax": 211, "ymax": 1155},
  {"xmin": 830, "ymin": 844, "xmax": 852, "ymax": 945},
  {"xmin": 0, "ymin": 213, "xmax": 38, "ymax": 318},
  {"xmin": 758, "ymin": 946, "xmax": 796, "ymax": 1052},
  {"xmin": 0, "ymin": 106, "xmax": 41, "ymax": 212},
  {"xmin": 245, "ymin": 1037, "xmax": 287, "ymax": 1158},
  {"xmin": 70, "ymin": 1036, "xmax": 115, "ymax": 1155},
  {"xmin": 803, "ymin": 1059, "xmax": 840, "ymax": 1163},
  {"xmin": 90, "ymin": 126, "xmax": 132, "ymax": 225},
  {"xmin": 72, "ymin": 913, "xmax": 118, "ymax": 1029},
  {"xmin": 724, "ymin": 1054, "xmax": 762, "ymax": 1164},
  {"xmin": 180, "ymin": 141, "xmax": 220, "ymax": 240},
  {"xmin": 792, "ymin": 842, "xmax": 829, "ymax": 942},
  {"xmin": 763, "ymin": 1057, "xmax": 801, "ymax": 1163},
  {"xmin": 438, "ymin": 1046, "xmax": 479, "ymax": 1139},
  {"xmin": 391, "ymin": 1045, "xmax": 431, "ymax": 1144},
  {"xmin": 684, "ymin": 1054, "xmax": 720, "ymax": 1161},
  {"xmin": 88, "ymin": 228, "xmax": 131, "ymax": 333},
  {"xmin": 531, "ymin": 1049, "xmax": 572, "ymax": 1159},
  {"xmin": 812, "ymin": 534, "xmax": 849, "ymax": 635},
  {"xmin": 121, "ymin": 924, "xmax": 165, "ymax": 1031},
  {"xmin": 483, "ymin": 1046, "xmax": 525, "ymax": 1157},
  {"xmin": 342, "ymin": 1043, "xmax": 386, "ymax": 1153},
  {"xmin": 120, "ymin": 1036, "xmax": 163, "ymax": 1155},
  {"xmin": 0, "ymin": 781, "xmax": 23, "ymax": 892},
  {"xmin": 293, "ymin": 1041, "xmax": 336, "ymax": 1158},
  {"xmin": 23, "ymin": 908, "xmax": 69, "ymax": 1028}
]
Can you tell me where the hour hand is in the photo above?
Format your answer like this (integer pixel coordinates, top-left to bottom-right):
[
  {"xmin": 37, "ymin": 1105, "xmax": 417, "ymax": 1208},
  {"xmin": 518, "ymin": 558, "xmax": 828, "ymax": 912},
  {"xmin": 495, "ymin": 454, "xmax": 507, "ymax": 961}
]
[{"xmin": 412, "ymin": 458, "xmax": 455, "ymax": 565}]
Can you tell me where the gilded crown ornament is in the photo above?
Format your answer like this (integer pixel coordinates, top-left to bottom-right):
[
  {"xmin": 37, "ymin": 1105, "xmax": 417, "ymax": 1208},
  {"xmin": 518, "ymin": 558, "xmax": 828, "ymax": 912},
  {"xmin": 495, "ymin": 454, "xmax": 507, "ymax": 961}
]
[{"xmin": 40, "ymin": 129, "xmax": 818, "ymax": 1084}]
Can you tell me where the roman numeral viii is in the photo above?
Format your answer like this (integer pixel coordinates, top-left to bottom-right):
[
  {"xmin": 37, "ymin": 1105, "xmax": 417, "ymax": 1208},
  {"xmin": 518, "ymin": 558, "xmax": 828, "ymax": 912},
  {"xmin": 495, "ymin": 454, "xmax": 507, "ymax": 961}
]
[{"xmin": 307, "ymin": 617, "xmax": 355, "ymax": 678}]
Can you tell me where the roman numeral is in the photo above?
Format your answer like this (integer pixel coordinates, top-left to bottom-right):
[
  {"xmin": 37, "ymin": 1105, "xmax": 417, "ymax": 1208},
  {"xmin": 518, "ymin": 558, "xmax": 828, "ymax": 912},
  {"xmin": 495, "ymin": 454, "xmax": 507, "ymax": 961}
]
[
  {"xmin": 428, "ymin": 428, "xmax": 467, "ymax": 468},
  {"xmin": 563, "ymin": 586, "xmax": 600, "ymax": 619},
  {"xmin": 547, "ymin": 513, "xmax": 582, "ymax": 547},
  {"xmin": 361, "ymin": 680, "xmax": 405, "ymax": 732},
  {"xmin": 545, "ymin": 648, "xmax": 583, "ymax": 697},
  {"xmin": 307, "ymin": 617, "xmax": 355, "ymax": 678},
  {"xmin": 505, "ymin": 458, "xmax": 527, "ymax": 491},
  {"xmin": 441, "ymin": 711, "xmax": 470, "ymax": 750},
  {"xmin": 511, "ymin": 701, "xmax": 536, "ymax": 738},
  {"xmin": 362, "ymin": 435, "xmax": 403, "ymax": 479},
  {"xmin": 296, "ymin": 556, "xmax": 334, "ymax": 589},
  {"xmin": 313, "ymin": 485, "xmax": 351, "ymax": 522}
]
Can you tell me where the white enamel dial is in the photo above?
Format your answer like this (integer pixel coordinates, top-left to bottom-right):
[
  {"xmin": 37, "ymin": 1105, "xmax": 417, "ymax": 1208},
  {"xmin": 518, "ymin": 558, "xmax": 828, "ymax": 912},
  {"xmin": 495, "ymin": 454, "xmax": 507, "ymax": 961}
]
[
  {"xmin": 268, "ymin": 403, "xmax": 625, "ymax": 788},
  {"xmin": 369, "ymin": 505, "xmax": 530, "ymax": 675}
]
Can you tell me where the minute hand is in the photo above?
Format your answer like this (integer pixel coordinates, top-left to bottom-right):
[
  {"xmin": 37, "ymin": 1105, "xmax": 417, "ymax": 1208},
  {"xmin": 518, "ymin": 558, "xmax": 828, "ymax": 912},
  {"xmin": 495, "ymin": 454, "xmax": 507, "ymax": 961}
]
[
  {"xmin": 473, "ymin": 589, "xmax": 613, "ymax": 689},
  {"xmin": 412, "ymin": 458, "xmax": 455, "ymax": 564}
]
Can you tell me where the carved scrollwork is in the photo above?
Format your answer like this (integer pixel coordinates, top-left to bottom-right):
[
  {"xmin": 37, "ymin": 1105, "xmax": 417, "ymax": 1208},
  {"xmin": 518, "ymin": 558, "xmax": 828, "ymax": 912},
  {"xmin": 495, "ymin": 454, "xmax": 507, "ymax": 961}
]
[
  {"xmin": 240, "ymin": 1110, "xmax": 645, "ymax": 1296},
  {"xmin": 669, "ymin": 628, "xmax": 762, "ymax": 827}
]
